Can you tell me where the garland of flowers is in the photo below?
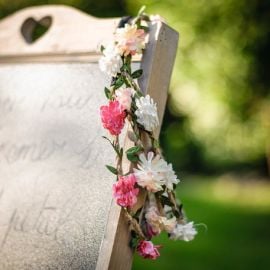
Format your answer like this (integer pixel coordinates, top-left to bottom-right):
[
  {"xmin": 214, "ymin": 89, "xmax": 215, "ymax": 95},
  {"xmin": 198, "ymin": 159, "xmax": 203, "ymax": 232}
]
[{"xmin": 99, "ymin": 7, "xmax": 197, "ymax": 260}]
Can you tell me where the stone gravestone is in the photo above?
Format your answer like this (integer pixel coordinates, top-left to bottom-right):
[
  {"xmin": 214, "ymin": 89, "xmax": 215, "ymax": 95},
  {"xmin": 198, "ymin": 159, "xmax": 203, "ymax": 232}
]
[{"xmin": 0, "ymin": 5, "xmax": 178, "ymax": 270}]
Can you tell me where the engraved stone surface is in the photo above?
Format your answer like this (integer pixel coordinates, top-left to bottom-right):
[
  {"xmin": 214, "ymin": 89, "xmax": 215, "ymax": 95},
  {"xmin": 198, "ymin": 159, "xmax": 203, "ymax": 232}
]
[{"xmin": 0, "ymin": 63, "xmax": 114, "ymax": 269}]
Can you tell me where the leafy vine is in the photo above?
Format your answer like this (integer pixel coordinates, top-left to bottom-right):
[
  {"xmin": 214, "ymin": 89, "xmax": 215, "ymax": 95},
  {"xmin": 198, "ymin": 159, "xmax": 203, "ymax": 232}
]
[{"xmin": 99, "ymin": 7, "xmax": 197, "ymax": 259}]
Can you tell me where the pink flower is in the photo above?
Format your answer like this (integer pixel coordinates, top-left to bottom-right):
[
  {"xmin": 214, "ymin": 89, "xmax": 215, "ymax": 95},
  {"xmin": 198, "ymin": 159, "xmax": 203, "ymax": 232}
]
[
  {"xmin": 137, "ymin": 240, "xmax": 161, "ymax": 260},
  {"xmin": 145, "ymin": 206, "xmax": 162, "ymax": 235},
  {"xmin": 100, "ymin": 100, "xmax": 126, "ymax": 135},
  {"xmin": 145, "ymin": 205, "xmax": 177, "ymax": 235},
  {"xmin": 115, "ymin": 87, "xmax": 134, "ymax": 111},
  {"xmin": 115, "ymin": 24, "xmax": 146, "ymax": 56},
  {"xmin": 145, "ymin": 222, "xmax": 159, "ymax": 239},
  {"xmin": 113, "ymin": 174, "xmax": 139, "ymax": 207}
]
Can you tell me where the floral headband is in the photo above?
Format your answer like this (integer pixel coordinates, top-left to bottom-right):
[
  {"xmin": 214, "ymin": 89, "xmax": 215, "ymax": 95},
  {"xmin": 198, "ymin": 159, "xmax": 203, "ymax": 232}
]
[{"xmin": 99, "ymin": 7, "xmax": 197, "ymax": 260}]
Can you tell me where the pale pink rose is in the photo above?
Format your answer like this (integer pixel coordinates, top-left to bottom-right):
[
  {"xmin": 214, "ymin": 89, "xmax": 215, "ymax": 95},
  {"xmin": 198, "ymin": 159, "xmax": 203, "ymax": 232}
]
[
  {"xmin": 137, "ymin": 240, "xmax": 161, "ymax": 260},
  {"xmin": 161, "ymin": 216, "xmax": 177, "ymax": 233},
  {"xmin": 100, "ymin": 100, "xmax": 126, "ymax": 135},
  {"xmin": 145, "ymin": 206, "xmax": 163, "ymax": 235},
  {"xmin": 115, "ymin": 24, "xmax": 146, "ymax": 56},
  {"xmin": 145, "ymin": 222, "xmax": 158, "ymax": 238},
  {"xmin": 113, "ymin": 174, "xmax": 139, "ymax": 207},
  {"xmin": 145, "ymin": 206, "xmax": 177, "ymax": 234},
  {"xmin": 115, "ymin": 87, "xmax": 134, "ymax": 111}
]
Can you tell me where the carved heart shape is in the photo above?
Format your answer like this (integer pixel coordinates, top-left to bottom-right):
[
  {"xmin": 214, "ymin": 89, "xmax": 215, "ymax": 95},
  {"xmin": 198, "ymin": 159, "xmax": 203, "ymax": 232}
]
[{"xmin": 20, "ymin": 16, "xmax": 52, "ymax": 44}]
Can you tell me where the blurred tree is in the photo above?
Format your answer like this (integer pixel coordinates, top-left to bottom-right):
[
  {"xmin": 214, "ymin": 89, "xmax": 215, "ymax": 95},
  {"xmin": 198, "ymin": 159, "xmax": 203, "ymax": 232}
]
[
  {"xmin": 125, "ymin": 0, "xmax": 270, "ymax": 175},
  {"xmin": 0, "ymin": 0, "xmax": 125, "ymax": 18}
]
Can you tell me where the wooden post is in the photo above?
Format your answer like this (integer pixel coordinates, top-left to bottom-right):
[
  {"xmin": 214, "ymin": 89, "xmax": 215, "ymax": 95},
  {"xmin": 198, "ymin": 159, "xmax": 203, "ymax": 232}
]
[
  {"xmin": 0, "ymin": 5, "xmax": 179, "ymax": 269},
  {"xmin": 97, "ymin": 21, "xmax": 179, "ymax": 270}
]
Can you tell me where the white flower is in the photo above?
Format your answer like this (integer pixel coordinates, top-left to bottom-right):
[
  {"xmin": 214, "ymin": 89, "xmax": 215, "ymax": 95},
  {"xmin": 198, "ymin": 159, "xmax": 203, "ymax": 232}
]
[
  {"xmin": 161, "ymin": 216, "xmax": 177, "ymax": 233},
  {"xmin": 164, "ymin": 163, "xmax": 180, "ymax": 190},
  {"xmin": 170, "ymin": 222, "xmax": 197, "ymax": 242},
  {"xmin": 134, "ymin": 152, "xmax": 167, "ymax": 192},
  {"xmin": 99, "ymin": 43, "xmax": 122, "ymax": 77},
  {"xmin": 135, "ymin": 95, "xmax": 159, "ymax": 132},
  {"xmin": 115, "ymin": 87, "xmax": 135, "ymax": 110},
  {"xmin": 134, "ymin": 151, "xmax": 180, "ymax": 192}
]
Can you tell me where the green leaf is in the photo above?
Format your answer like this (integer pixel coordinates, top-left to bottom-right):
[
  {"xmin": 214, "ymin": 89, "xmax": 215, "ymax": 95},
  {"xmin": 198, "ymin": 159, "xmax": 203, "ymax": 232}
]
[
  {"xmin": 122, "ymin": 64, "xmax": 131, "ymax": 74},
  {"xmin": 134, "ymin": 91, "xmax": 144, "ymax": 98},
  {"xmin": 126, "ymin": 146, "xmax": 142, "ymax": 155},
  {"xmin": 126, "ymin": 146, "xmax": 142, "ymax": 162},
  {"xmin": 131, "ymin": 69, "xmax": 143, "ymax": 79},
  {"xmin": 139, "ymin": 25, "xmax": 149, "ymax": 32},
  {"xmin": 104, "ymin": 87, "xmax": 111, "ymax": 99},
  {"xmin": 174, "ymin": 209, "xmax": 180, "ymax": 218},
  {"xmin": 160, "ymin": 195, "xmax": 174, "ymax": 207},
  {"xmin": 127, "ymin": 154, "xmax": 139, "ymax": 163},
  {"xmin": 105, "ymin": 165, "xmax": 118, "ymax": 175},
  {"xmin": 135, "ymin": 20, "xmax": 141, "ymax": 29},
  {"xmin": 120, "ymin": 148, "xmax": 123, "ymax": 158},
  {"xmin": 179, "ymin": 203, "xmax": 183, "ymax": 213},
  {"xmin": 137, "ymin": 5, "xmax": 146, "ymax": 17},
  {"xmin": 141, "ymin": 14, "xmax": 150, "ymax": 22},
  {"xmin": 102, "ymin": 136, "xmax": 122, "ymax": 158},
  {"xmin": 100, "ymin": 45, "xmax": 105, "ymax": 53},
  {"xmin": 125, "ymin": 54, "xmax": 132, "ymax": 65},
  {"xmin": 153, "ymin": 139, "xmax": 160, "ymax": 149},
  {"xmin": 102, "ymin": 136, "xmax": 114, "ymax": 148},
  {"xmin": 133, "ymin": 207, "xmax": 143, "ymax": 219},
  {"xmin": 114, "ymin": 77, "xmax": 124, "ymax": 89},
  {"xmin": 129, "ymin": 232, "xmax": 139, "ymax": 250}
]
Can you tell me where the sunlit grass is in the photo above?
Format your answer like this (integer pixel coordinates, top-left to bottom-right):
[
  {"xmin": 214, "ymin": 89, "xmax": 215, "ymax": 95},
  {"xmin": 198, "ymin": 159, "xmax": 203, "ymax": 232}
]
[
  {"xmin": 184, "ymin": 174, "xmax": 270, "ymax": 212},
  {"xmin": 132, "ymin": 175, "xmax": 270, "ymax": 270}
]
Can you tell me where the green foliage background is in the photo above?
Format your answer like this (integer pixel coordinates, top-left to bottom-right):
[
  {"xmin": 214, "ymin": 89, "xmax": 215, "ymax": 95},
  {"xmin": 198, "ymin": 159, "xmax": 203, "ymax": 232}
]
[
  {"xmin": 1, "ymin": 1, "xmax": 270, "ymax": 269},
  {"xmin": 126, "ymin": 0, "xmax": 270, "ymax": 174}
]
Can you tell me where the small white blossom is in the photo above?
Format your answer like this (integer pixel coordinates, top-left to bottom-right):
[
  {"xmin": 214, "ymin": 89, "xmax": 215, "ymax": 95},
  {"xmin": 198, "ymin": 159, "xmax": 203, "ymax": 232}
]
[
  {"xmin": 134, "ymin": 151, "xmax": 180, "ymax": 192},
  {"xmin": 134, "ymin": 152, "xmax": 167, "ymax": 192},
  {"xmin": 135, "ymin": 95, "xmax": 159, "ymax": 132},
  {"xmin": 164, "ymin": 163, "xmax": 180, "ymax": 190},
  {"xmin": 99, "ymin": 43, "xmax": 122, "ymax": 77},
  {"xmin": 170, "ymin": 222, "xmax": 197, "ymax": 242},
  {"xmin": 161, "ymin": 216, "xmax": 177, "ymax": 233}
]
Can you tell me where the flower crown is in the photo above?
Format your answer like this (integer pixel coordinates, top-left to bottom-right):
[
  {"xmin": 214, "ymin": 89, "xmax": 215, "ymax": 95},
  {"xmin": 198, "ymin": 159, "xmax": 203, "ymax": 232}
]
[{"xmin": 99, "ymin": 7, "xmax": 196, "ymax": 260}]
